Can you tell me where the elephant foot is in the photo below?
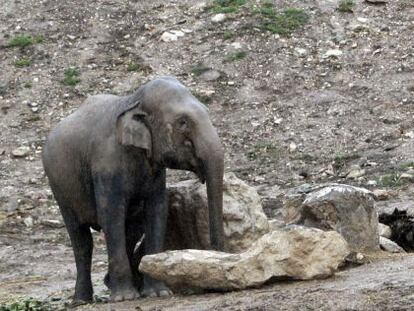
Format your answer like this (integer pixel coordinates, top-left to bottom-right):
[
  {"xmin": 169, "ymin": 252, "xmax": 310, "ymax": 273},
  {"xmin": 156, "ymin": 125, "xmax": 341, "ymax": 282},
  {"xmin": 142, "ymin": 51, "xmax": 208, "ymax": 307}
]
[
  {"xmin": 69, "ymin": 298, "xmax": 92, "ymax": 308},
  {"xmin": 141, "ymin": 281, "xmax": 173, "ymax": 298},
  {"xmin": 110, "ymin": 286, "xmax": 140, "ymax": 302}
]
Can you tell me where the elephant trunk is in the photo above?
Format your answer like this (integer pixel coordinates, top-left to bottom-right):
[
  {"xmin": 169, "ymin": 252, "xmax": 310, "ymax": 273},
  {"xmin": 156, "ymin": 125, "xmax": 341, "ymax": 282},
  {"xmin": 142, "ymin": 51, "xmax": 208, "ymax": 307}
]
[{"xmin": 195, "ymin": 130, "xmax": 225, "ymax": 251}]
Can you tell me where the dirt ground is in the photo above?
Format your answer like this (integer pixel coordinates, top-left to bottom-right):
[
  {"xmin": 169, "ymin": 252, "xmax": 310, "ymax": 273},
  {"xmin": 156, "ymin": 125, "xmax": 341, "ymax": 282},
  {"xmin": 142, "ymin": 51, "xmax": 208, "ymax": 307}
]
[{"xmin": 1, "ymin": 0, "xmax": 414, "ymax": 310}]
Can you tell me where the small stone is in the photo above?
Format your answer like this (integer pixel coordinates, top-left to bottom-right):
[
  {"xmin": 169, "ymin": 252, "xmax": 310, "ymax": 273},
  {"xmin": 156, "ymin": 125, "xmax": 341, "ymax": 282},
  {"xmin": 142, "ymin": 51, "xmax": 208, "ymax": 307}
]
[
  {"xmin": 378, "ymin": 223, "xmax": 392, "ymax": 239},
  {"xmin": 200, "ymin": 70, "xmax": 221, "ymax": 82},
  {"xmin": 380, "ymin": 237, "xmax": 405, "ymax": 253},
  {"xmin": 231, "ymin": 42, "xmax": 242, "ymax": 49},
  {"xmin": 372, "ymin": 189, "xmax": 395, "ymax": 201},
  {"xmin": 357, "ymin": 17, "xmax": 369, "ymax": 23},
  {"xmin": 12, "ymin": 146, "xmax": 31, "ymax": 158},
  {"xmin": 289, "ymin": 142, "xmax": 297, "ymax": 152},
  {"xmin": 295, "ymin": 47, "xmax": 307, "ymax": 57},
  {"xmin": 31, "ymin": 107, "xmax": 39, "ymax": 113},
  {"xmin": 227, "ymin": 81, "xmax": 235, "ymax": 86},
  {"xmin": 347, "ymin": 167, "xmax": 365, "ymax": 179},
  {"xmin": 400, "ymin": 173, "xmax": 414, "ymax": 181},
  {"xmin": 211, "ymin": 13, "xmax": 226, "ymax": 23},
  {"xmin": 274, "ymin": 118, "xmax": 283, "ymax": 125},
  {"xmin": 366, "ymin": 180, "xmax": 378, "ymax": 186},
  {"xmin": 67, "ymin": 34, "xmax": 76, "ymax": 40},
  {"xmin": 23, "ymin": 216, "xmax": 34, "ymax": 228},
  {"xmin": 323, "ymin": 49, "xmax": 343, "ymax": 58},
  {"xmin": 123, "ymin": 34, "xmax": 131, "ymax": 39},
  {"xmin": 0, "ymin": 148, "xmax": 5, "ymax": 155},
  {"xmin": 41, "ymin": 219, "xmax": 64, "ymax": 228},
  {"xmin": 160, "ymin": 30, "xmax": 185, "ymax": 42}
]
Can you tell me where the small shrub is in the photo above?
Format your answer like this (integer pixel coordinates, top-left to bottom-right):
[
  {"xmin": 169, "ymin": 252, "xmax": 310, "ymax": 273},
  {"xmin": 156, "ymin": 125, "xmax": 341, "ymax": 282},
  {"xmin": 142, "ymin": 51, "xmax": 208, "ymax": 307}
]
[
  {"xmin": 8, "ymin": 35, "xmax": 34, "ymax": 48},
  {"xmin": 14, "ymin": 57, "xmax": 31, "ymax": 67},
  {"xmin": 210, "ymin": 0, "xmax": 246, "ymax": 13},
  {"xmin": 127, "ymin": 62, "xmax": 141, "ymax": 72},
  {"xmin": 62, "ymin": 67, "xmax": 80, "ymax": 86},
  {"xmin": 222, "ymin": 31, "xmax": 235, "ymax": 40},
  {"xmin": 254, "ymin": 4, "xmax": 309, "ymax": 36},
  {"xmin": 7, "ymin": 34, "xmax": 44, "ymax": 48},
  {"xmin": 24, "ymin": 81, "xmax": 32, "ymax": 88},
  {"xmin": 375, "ymin": 173, "xmax": 404, "ymax": 188},
  {"xmin": 0, "ymin": 297, "xmax": 53, "ymax": 311},
  {"xmin": 338, "ymin": 0, "xmax": 354, "ymax": 13},
  {"xmin": 225, "ymin": 51, "xmax": 247, "ymax": 62},
  {"xmin": 333, "ymin": 152, "xmax": 360, "ymax": 169}
]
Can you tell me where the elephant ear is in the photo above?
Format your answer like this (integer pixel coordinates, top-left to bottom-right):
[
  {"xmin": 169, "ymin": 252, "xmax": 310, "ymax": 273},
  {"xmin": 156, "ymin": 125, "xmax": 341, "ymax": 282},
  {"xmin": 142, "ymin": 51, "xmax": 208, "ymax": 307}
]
[{"xmin": 116, "ymin": 107, "xmax": 152, "ymax": 158}]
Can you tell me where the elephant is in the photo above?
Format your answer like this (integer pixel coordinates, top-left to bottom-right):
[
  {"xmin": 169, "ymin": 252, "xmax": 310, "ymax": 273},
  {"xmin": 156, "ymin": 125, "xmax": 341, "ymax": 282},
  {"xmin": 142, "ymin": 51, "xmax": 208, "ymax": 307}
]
[{"xmin": 42, "ymin": 76, "xmax": 225, "ymax": 304}]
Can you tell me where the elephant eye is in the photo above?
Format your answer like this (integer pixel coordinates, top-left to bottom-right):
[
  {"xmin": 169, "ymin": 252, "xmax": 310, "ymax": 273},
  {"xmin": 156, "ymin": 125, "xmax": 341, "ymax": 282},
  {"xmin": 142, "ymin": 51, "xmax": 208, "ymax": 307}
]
[{"xmin": 177, "ymin": 118, "xmax": 188, "ymax": 131}]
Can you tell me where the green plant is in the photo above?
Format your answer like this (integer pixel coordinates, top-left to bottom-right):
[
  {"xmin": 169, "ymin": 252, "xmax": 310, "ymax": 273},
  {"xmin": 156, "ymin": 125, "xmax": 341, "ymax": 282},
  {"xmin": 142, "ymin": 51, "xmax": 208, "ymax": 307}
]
[
  {"xmin": 0, "ymin": 297, "xmax": 53, "ymax": 311},
  {"xmin": 127, "ymin": 62, "xmax": 141, "ymax": 72},
  {"xmin": 62, "ymin": 67, "xmax": 80, "ymax": 86},
  {"xmin": 24, "ymin": 81, "xmax": 32, "ymax": 88},
  {"xmin": 191, "ymin": 64, "xmax": 211, "ymax": 76},
  {"xmin": 14, "ymin": 57, "xmax": 31, "ymax": 67},
  {"xmin": 210, "ymin": 0, "xmax": 246, "ymax": 13},
  {"xmin": 222, "ymin": 31, "xmax": 234, "ymax": 40},
  {"xmin": 225, "ymin": 51, "xmax": 247, "ymax": 62},
  {"xmin": 255, "ymin": 5, "xmax": 309, "ymax": 36},
  {"xmin": 375, "ymin": 173, "xmax": 404, "ymax": 188},
  {"xmin": 7, "ymin": 34, "xmax": 45, "ymax": 48},
  {"xmin": 338, "ymin": 0, "xmax": 354, "ymax": 12}
]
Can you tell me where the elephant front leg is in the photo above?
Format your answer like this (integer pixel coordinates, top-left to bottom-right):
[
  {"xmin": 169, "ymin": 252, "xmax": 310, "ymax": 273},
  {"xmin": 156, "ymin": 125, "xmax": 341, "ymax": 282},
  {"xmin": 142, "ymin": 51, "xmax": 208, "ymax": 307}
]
[
  {"xmin": 94, "ymin": 177, "xmax": 140, "ymax": 302},
  {"xmin": 141, "ymin": 176, "xmax": 173, "ymax": 297}
]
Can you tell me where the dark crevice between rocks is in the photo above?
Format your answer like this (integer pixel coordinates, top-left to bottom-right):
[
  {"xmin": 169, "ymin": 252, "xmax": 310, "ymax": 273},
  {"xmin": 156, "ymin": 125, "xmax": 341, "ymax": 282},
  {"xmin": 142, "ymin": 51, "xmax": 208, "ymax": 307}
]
[{"xmin": 379, "ymin": 209, "xmax": 414, "ymax": 252}]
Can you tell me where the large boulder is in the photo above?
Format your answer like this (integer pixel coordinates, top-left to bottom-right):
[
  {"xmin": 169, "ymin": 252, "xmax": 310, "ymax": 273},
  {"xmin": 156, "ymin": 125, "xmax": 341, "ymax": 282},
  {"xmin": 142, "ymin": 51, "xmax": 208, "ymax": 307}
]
[
  {"xmin": 165, "ymin": 173, "xmax": 269, "ymax": 252},
  {"xmin": 140, "ymin": 226, "xmax": 350, "ymax": 290},
  {"xmin": 283, "ymin": 183, "xmax": 379, "ymax": 252}
]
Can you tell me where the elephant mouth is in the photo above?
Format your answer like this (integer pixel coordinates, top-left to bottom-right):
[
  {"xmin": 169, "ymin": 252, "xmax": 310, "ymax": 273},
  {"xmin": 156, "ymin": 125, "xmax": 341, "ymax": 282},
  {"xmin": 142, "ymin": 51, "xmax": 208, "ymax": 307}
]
[{"xmin": 162, "ymin": 155, "xmax": 206, "ymax": 183}]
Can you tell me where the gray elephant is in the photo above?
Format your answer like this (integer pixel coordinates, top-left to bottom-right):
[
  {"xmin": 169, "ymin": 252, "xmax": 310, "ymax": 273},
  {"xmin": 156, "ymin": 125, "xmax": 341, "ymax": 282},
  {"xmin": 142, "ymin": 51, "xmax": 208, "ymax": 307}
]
[{"xmin": 42, "ymin": 76, "xmax": 225, "ymax": 304}]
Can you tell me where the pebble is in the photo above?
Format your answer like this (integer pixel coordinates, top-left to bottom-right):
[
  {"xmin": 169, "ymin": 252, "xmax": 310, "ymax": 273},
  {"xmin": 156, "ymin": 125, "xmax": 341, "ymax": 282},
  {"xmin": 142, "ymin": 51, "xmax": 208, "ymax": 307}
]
[
  {"xmin": 289, "ymin": 142, "xmax": 297, "ymax": 153},
  {"xmin": 12, "ymin": 146, "xmax": 31, "ymax": 158},
  {"xmin": 211, "ymin": 13, "xmax": 226, "ymax": 23},
  {"xmin": 160, "ymin": 30, "xmax": 185, "ymax": 42},
  {"xmin": 227, "ymin": 81, "xmax": 235, "ymax": 86},
  {"xmin": 231, "ymin": 42, "xmax": 242, "ymax": 49},
  {"xmin": 23, "ymin": 216, "xmax": 34, "ymax": 228},
  {"xmin": 347, "ymin": 166, "xmax": 365, "ymax": 179},
  {"xmin": 294, "ymin": 47, "xmax": 307, "ymax": 57},
  {"xmin": 323, "ymin": 49, "xmax": 343, "ymax": 58}
]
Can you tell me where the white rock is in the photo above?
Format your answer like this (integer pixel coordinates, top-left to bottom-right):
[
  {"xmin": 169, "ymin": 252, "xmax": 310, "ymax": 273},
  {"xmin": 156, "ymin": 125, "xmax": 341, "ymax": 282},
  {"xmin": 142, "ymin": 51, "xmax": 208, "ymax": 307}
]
[
  {"xmin": 347, "ymin": 167, "xmax": 365, "ymax": 179},
  {"xmin": 166, "ymin": 173, "xmax": 269, "ymax": 252},
  {"xmin": 366, "ymin": 180, "xmax": 378, "ymax": 186},
  {"xmin": 284, "ymin": 183, "xmax": 379, "ymax": 252},
  {"xmin": 211, "ymin": 13, "xmax": 226, "ymax": 23},
  {"xmin": 380, "ymin": 237, "xmax": 405, "ymax": 253},
  {"xmin": 289, "ymin": 142, "xmax": 297, "ymax": 152},
  {"xmin": 295, "ymin": 47, "xmax": 307, "ymax": 57},
  {"xmin": 231, "ymin": 42, "xmax": 242, "ymax": 49},
  {"xmin": 140, "ymin": 226, "xmax": 350, "ymax": 290},
  {"xmin": 323, "ymin": 49, "xmax": 343, "ymax": 58},
  {"xmin": 160, "ymin": 30, "xmax": 185, "ymax": 42},
  {"xmin": 378, "ymin": 223, "xmax": 392, "ymax": 239},
  {"xmin": 12, "ymin": 146, "xmax": 31, "ymax": 158},
  {"xmin": 23, "ymin": 216, "xmax": 34, "ymax": 228}
]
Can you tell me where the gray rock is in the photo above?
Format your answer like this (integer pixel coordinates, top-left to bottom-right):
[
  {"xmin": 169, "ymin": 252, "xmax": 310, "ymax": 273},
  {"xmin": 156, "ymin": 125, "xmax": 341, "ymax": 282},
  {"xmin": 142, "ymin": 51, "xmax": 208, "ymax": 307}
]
[
  {"xmin": 378, "ymin": 223, "xmax": 392, "ymax": 239},
  {"xmin": 211, "ymin": 13, "xmax": 226, "ymax": 23},
  {"xmin": 379, "ymin": 237, "xmax": 405, "ymax": 253},
  {"xmin": 140, "ymin": 226, "xmax": 349, "ymax": 290},
  {"xmin": 11, "ymin": 146, "xmax": 31, "ymax": 158},
  {"xmin": 283, "ymin": 183, "xmax": 379, "ymax": 252},
  {"xmin": 200, "ymin": 70, "xmax": 221, "ymax": 82},
  {"xmin": 166, "ymin": 173, "xmax": 269, "ymax": 252}
]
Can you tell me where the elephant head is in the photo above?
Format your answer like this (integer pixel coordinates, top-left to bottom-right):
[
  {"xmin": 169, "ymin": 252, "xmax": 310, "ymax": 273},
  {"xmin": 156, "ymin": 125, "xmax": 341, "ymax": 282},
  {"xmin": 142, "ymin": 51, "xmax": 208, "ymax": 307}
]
[{"xmin": 116, "ymin": 76, "xmax": 225, "ymax": 251}]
